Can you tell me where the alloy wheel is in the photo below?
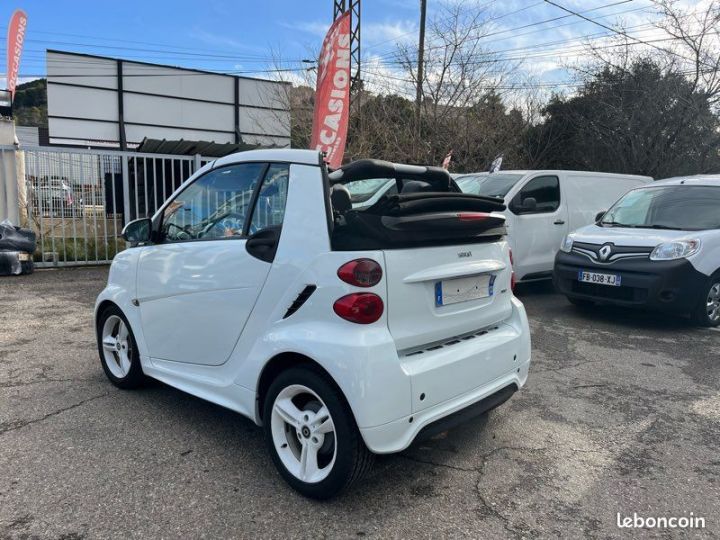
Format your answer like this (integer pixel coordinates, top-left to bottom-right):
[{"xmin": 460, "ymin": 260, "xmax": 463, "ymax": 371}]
[
  {"xmin": 270, "ymin": 384, "xmax": 337, "ymax": 483},
  {"xmin": 707, "ymin": 282, "xmax": 720, "ymax": 323},
  {"xmin": 101, "ymin": 315, "xmax": 132, "ymax": 378}
]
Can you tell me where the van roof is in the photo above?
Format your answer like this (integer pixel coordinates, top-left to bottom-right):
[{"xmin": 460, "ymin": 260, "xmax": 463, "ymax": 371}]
[
  {"xmin": 652, "ymin": 174, "xmax": 720, "ymax": 187},
  {"xmin": 479, "ymin": 170, "xmax": 652, "ymax": 180}
]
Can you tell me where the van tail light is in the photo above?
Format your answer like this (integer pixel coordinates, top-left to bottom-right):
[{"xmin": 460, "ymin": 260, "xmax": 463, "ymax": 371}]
[
  {"xmin": 509, "ymin": 249, "xmax": 516, "ymax": 292},
  {"xmin": 333, "ymin": 293, "xmax": 384, "ymax": 324},
  {"xmin": 337, "ymin": 259, "xmax": 382, "ymax": 287}
]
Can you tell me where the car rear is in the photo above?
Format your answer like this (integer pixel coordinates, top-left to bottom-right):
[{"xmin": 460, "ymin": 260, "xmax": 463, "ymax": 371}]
[{"xmin": 325, "ymin": 160, "xmax": 531, "ymax": 453}]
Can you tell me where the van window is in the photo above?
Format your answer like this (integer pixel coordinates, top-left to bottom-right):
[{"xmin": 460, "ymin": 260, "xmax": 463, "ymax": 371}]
[
  {"xmin": 515, "ymin": 176, "xmax": 560, "ymax": 213},
  {"xmin": 462, "ymin": 173, "xmax": 524, "ymax": 198}
]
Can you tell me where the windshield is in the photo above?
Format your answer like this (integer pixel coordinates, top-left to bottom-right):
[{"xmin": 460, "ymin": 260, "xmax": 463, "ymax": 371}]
[
  {"xmin": 601, "ymin": 185, "xmax": 720, "ymax": 230},
  {"xmin": 344, "ymin": 178, "xmax": 395, "ymax": 203},
  {"xmin": 455, "ymin": 174, "xmax": 486, "ymax": 195},
  {"xmin": 459, "ymin": 173, "xmax": 524, "ymax": 199}
]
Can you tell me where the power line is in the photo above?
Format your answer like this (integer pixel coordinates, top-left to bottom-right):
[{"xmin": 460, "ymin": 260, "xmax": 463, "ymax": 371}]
[{"xmin": 543, "ymin": 0, "xmax": 711, "ymax": 68}]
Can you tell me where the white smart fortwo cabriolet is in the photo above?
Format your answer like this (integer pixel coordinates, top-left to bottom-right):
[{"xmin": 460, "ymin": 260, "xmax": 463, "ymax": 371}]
[{"xmin": 95, "ymin": 149, "xmax": 531, "ymax": 499}]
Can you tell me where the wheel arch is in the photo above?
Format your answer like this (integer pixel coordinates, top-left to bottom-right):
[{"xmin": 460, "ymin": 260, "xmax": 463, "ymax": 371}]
[
  {"xmin": 95, "ymin": 299, "xmax": 121, "ymax": 328},
  {"xmin": 255, "ymin": 352, "xmax": 353, "ymax": 425}
]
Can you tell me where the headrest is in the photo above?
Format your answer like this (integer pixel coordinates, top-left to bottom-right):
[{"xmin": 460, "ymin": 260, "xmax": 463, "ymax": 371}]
[
  {"xmin": 330, "ymin": 184, "xmax": 352, "ymax": 213},
  {"xmin": 401, "ymin": 180, "xmax": 432, "ymax": 193}
]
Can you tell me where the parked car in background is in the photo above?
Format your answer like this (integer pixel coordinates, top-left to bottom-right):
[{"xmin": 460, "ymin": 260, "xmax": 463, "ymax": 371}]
[
  {"xmin": 95, "ymin": 150, "xmax": 532, "ymax": 499},
  {"xmin": 554, "ymin": 175, "xmax": 720, "ymax": 326},
  {"xmin": 455, "ymin": 170, "xmax": 651, "ymax": 282},
  {"xmin": 29, "ymin": 176, "xmax": 82, "ymax": 217},
  {"xmin": 346, "ymin": 178, "xmax": 397, "ymax": 208}
]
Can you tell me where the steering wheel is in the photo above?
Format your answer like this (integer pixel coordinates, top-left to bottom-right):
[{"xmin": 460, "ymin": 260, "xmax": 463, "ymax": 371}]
[
  {"xmin": 165, "ymin": 222, "xmax": 192, "ymax": 241},
  {"xmin": 200, "ymin": 212, "xmax": 246, "ymax": 238}
]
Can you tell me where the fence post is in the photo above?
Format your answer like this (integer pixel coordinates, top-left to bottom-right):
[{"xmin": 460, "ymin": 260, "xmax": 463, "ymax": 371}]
[
  {"xmin": 193, "ymin": 153, "xmax": 202, "ymax": 173},
  {"xmin": 121, "ymin": 154, "xmax": 131, "ymax": 225},
  {"xmin": 0, "ymin": 119, "xmax": 21, "ymax": 225}
]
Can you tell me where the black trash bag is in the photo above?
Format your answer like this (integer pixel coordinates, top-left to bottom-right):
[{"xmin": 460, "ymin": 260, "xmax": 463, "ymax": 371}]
[
  {"xmin": 0, "ymin": 251, "xmax": 34, "ymax": 276},
  {"xmin": 0, "ymin": 221, "xmax": 36, "ymax": 253}
]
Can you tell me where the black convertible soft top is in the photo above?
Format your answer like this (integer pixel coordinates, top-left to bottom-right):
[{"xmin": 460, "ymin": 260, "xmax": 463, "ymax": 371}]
[{"xmin": 328, "ymin": 159, "xmax": 452, "ymax": 191}]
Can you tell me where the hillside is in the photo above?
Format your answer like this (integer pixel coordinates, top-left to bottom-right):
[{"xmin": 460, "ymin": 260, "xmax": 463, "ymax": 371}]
[{"xmin": 13, "ymin": 78, "xmax": 47, "ymax": 128}]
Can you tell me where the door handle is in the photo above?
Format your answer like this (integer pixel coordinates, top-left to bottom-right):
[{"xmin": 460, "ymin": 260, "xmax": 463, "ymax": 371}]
[{"xmin": 553, "ymin": 220, "xmax": 565, "ymax": 225}]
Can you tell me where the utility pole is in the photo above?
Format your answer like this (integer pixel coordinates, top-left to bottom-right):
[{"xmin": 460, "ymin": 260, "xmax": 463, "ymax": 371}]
[{"xmin": 415, "ymin": 0, "xmax": 427, "ymax": 135}]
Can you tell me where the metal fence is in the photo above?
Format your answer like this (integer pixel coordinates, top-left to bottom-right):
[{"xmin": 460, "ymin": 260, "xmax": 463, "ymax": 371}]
[{"xmin": 9, "ymin": 145, "xmax": 213, "ymax": 267}]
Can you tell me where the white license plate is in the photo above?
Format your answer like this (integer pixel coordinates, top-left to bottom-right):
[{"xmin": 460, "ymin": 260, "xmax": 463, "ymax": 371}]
[
  {"xmin": 578, "ymin": 270, "xmax": 621, "ymax": 286},
  {"xmin": 17, "ymin": 252, "xmax": 30, "ymax": 261},
  {"xmin": 435, "ymin": 274, "xmax": 495, "ymax": 306}
]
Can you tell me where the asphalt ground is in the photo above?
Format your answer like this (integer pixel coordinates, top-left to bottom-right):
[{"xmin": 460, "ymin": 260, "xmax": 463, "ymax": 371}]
[{"xmin": 1, "ymin": 267, "xmax": 718, "ymax": 539}]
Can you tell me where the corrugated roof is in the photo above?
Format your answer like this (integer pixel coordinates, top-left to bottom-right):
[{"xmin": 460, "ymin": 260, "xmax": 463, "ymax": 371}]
[{"xmin": 136, "ymin": 138, "xmax": 257, "ymax": 157}]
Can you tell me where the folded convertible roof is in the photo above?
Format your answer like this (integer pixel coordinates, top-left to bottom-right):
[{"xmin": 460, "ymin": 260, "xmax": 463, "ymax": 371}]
[{"xmin": 328, "ymin": 159, "xmax": 452, "ymax": 189}]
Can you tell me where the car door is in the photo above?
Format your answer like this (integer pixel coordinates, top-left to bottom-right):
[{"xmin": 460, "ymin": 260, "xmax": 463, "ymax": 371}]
[
  {"xmin": 136, "ymin": 162, "xmax": 290, "ymax": 366},
  {"xmin": 507, "ymin": 175, "xmax": 568, "ymax": 280}
]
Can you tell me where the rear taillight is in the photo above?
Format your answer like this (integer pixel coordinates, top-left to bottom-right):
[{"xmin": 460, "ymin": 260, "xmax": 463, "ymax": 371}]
[
  {"xmin": 333, "ymin": 293, "xmax": 384, "ymax": 324},
  {"xmin": 337, "ymin": 259, "xmax": 382, "ymax": 287},
  {"xmin": 509, "ymin": 249, "xmax": 516, "ymax": 292},
  {"xmin": 457, "ymin": 212, "xmax": 490, "ymax": 221}
]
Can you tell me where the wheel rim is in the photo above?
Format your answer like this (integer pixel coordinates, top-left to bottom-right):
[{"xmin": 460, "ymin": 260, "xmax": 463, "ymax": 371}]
[
  {"xmin": 101, "ymin": 315, "xmax": 132, "ymax": 378},
  {"xmin": 270, "ymin": 384, "xmax": 337, "ymax": 484},
  {"xmin": 707, "ymin": 282, "xmax": 720, "ymax": 322}
]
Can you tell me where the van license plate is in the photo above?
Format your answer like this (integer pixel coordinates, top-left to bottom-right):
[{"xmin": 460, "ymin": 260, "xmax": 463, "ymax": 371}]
[
  {"xmin": 435, "ymin": 274, "xmax": 495, "ymax": 307},
  {"xmin": 578, "ymin": 270, "xmax": 621, "ymax": 286}
]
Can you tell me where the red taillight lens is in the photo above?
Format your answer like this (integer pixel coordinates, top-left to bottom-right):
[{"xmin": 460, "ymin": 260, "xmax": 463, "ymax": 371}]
[
  {"xmin": 337, "ymin": 258, "xmax": 382, "ymax": 287},
  {"xmin": 457, "ymin": 212, "xmax": 490, "ymax": 221},
  {"xmin": 509, "ymin": 249, "xmax": 516, "ymax": 292},
  {"xmin": 333, "ymin": 293, "xmax": 384, "ymax": 324}
]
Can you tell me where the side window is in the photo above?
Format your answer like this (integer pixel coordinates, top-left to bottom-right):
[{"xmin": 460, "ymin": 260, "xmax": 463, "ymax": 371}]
[
  {"xmin": 160, "ymin": 163, "xmax": 265, "ymax": 242},
  {"xmin": 249, "ymin": 164, "xmax": 290, "ymax": 234},
  {"xmin": 515, "ymin": 175, "xmax": 560, "ymax": 214}
]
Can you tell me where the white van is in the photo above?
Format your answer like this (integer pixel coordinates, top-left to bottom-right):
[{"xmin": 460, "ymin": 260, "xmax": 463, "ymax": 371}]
[
  {"xmin": 456, "ymin": 170, "xmax": 652, "ymax": 282},
  {"xmin": 554, "ymin": 175, "xmax": 720, "ymax": 326}
]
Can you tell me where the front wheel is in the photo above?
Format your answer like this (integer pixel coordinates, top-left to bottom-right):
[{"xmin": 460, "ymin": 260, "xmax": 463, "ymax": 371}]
[
  {"xmin": 693, "ymin": 276, "xmax": 720, "ymax": 327},
  {"xmin": 263, "ymin": 367, "xmax": 373, "ymax": 499},
  {"xmin": 96, "ymin": 305, "xmax": 145, "ymax": 389}
]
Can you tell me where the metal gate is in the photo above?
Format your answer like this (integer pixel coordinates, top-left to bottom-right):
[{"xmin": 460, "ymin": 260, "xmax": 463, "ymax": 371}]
[{"xmin": 11, "ymin": 145, "xmax": 213, "ymax": 267}]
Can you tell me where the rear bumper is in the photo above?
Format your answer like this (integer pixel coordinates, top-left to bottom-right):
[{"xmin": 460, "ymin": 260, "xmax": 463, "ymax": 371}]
[
  {"xmin": 360, "ymin": 297, "xmax": 531, "ymax": 454},
  {"xmin": 553, "ymin": 251, "xmax": 707, "ymax": 313}
]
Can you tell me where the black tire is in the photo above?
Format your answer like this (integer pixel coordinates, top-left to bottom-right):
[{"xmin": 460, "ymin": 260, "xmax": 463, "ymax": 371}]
[
  {"xmin": 96, "ymin": 305, "xmax": 145, "ymax": 389},
  {"xmin": 692, "ymin": 274, "xmax": 720, "ymax": 327},
  {"xmin": 567, "ymin": 296, "xmax": 595, "ymax": 308},
  {"xmin": 263, "ymin": 366, "xmax": 373, "ymax": 499}
]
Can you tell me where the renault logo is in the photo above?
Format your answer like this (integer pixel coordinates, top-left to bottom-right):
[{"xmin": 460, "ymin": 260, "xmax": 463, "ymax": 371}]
[{"xmin": 598, "ymin": 244, "xmax": 613, "ymax": 262}]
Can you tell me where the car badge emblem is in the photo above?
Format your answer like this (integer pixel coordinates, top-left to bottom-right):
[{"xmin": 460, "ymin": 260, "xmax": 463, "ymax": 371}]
[{"xmin": 598, "ymin": 244, "xmax": 612, "ymax": 262}]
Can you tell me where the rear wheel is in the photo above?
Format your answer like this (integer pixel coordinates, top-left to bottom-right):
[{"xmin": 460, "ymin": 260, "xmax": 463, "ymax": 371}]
[
  {"xmin": 693, "ymin": 276, "xmax": 720, "ymax": 327},
  {"xmin": 263, "ymin": 367, "xmax": 373, "ymax": 499},
  {"xmin": 96, "ymin": 305, "xmax": 145, "ymax": 389}
]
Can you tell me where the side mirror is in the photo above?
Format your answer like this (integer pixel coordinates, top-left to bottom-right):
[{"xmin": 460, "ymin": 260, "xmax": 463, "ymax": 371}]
[
  {"xmin": 595, "ymin": 210, "xmax": 606, "ymax": 222},
  {"xmin": 122, "ymin": 218, "xmax": 152, "ymax": 245},
  {"xmin": 521, "ymin": 197, "xmax": 537, "ymax": 213}
]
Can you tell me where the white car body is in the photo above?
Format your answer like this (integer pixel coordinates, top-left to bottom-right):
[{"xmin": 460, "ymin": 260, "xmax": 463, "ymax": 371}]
[
  {"xmin": 95, "ymin": 149, "xmax": 531, "ymax": 495},
  {"xmin": 554, "ymin": 175, "xmax": 720, "ymax": 325},
  {"xmin": 457, "ymin": 170, "xmax": 652, "ymax": 281}
]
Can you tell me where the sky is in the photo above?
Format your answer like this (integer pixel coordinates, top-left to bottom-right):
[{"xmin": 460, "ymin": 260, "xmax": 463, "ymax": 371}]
[{"xmin": 0, "ymin": 0, "xmax": 707, "ymax": 95}]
